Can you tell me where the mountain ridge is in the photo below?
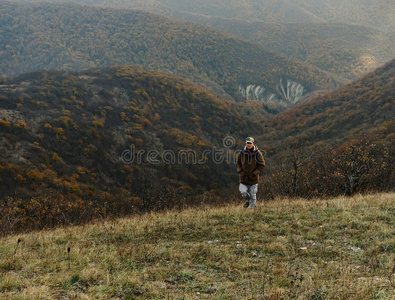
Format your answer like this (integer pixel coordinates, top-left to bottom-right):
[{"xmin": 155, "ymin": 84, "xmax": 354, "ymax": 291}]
[
  {"xmin": 1, "ymin": 1, "xmax": 343, "ymax": 106},
  {"xmin": 23, "ymin": 0, "xmax": 393, "ymax": 82},
  {"xmin": 203, "ymin": 20, "xmax": 395, "ymax": 81},
  {"xmin": 12, "ymin": 0, "xmax": 393, "ymax": 31}
]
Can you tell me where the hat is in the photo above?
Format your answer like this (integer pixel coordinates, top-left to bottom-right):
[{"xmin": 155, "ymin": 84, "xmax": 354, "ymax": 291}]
[{"xmin": 245, "ymin": 137, "xmax": 254, "ymax": 143}]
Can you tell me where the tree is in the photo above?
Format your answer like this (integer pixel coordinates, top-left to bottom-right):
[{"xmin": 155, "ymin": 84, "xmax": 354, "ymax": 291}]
[
  {"xmin": 268, "ymin": 138, "xmax": 315, "ymax": 197},
  {"xmin": 331, "ymin": 139, "xmax": 390, "ymax": 195}
]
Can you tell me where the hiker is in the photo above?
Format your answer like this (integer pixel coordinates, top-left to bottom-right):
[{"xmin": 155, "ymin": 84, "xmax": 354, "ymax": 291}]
[{"xmin": 237, "ymin": 137, "xmax": 265, "ymax": 209}]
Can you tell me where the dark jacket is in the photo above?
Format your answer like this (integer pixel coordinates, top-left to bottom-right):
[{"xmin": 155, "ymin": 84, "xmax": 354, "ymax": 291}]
[{"xmin": 237, "ymin": 145, "xmax": 265, "ymax": 185}]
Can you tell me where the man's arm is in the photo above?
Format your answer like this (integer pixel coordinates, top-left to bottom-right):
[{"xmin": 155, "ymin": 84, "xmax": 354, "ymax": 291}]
[
  {"xmin": 253, "ymin": 151, "xmax": 265, "ymax": 174},
  {"xmin": 237, "ymin": 153, "xmax": 243, "ymax": 173}
]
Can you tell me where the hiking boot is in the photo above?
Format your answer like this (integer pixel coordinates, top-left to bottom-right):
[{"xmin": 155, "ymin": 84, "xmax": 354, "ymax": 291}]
[{"xmin": 243, "ymin": 201, "xmax": 249, "ymax": 208}]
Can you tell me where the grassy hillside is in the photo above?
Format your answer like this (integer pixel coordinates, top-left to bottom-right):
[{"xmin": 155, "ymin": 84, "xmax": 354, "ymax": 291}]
[
  {"xmin": 1, "ymin": 193, "xmax": 394, "ymax": 299},
  {"xmin": 0, "ymin": 2, "xmax": 342, "ymax": 102}
]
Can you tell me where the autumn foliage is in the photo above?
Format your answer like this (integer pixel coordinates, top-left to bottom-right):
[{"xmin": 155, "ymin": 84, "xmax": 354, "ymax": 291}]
[{"xmin": 0, "ymin": 59, "xmax": 394, "ymax": 235}]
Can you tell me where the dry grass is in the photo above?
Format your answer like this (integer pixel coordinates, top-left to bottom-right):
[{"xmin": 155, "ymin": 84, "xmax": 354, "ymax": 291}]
[{"xmin": 1, "ymin": 193, "xmax": 394, "ymax": 299}]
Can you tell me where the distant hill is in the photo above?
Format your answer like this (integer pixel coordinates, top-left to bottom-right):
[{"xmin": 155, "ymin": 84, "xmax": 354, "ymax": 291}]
[
  {"xmin": 203, "ymin": 21, "xmax": 395, "ymax": 82},
  {"xmin": 265, "ymin": 58, "xmax": 395, "ymax": 150},
  {"xmin": 175, "ymin": 0, "xmax": 394, "ymax": 32},
  {"xmin": 20, "ymin": 0, "xmax": 393, "ymax": 83},
  {"xmin": 13, "ymin": 0, "xmax": 394, "ymax": 31},
  {"xmin": 0, "ymin": 66, "xmax": 269, "ymax": 202},
  {"xmin": 0, "ymin": 2, "xmax": 342, "ymax": 106}
]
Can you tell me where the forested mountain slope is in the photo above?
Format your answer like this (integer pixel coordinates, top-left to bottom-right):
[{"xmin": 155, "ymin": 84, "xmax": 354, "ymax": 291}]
[
  {"xmin": 9, "ymin": 0, "xmax": 393, "ymax": 85},
  {"xmin": 205, "ymin": 21, "xmax": 395, "ymax": 81},
  {"xmin": 257, "ymin": 59, "xmax": 394, "ymax": 198},
  {"xmin": 0, "ymin": 66, "xmax": 268, "ymax": 203},
  {"xmin": 265, "ymin": 58, "xmax": 395, "ymax": 149},
  {"xmin": 1, "ymin": 2, "xmax": 342, "ymax": 105},
  {"xmin": 0, "ymin": 62, "xmax": 393, "ymax": 231}
]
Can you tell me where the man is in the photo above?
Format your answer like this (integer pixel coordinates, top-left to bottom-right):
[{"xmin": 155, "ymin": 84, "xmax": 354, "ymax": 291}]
[{"xmin": 237, "ymin": 137, "xmax": 265, "ymax": 209}]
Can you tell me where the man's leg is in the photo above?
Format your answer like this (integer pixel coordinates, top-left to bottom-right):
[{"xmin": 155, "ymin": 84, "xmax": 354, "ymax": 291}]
[
  {"xmin": 239, "ymin": 183, "xmax": 250, "ymax": 199},
  {"xmin": 239, "ymin": 183, "xmax": 250, "ymax": 207},
  {"xmin": 248, "ymin": 184, "xmax": 258, "ymax": 209}
]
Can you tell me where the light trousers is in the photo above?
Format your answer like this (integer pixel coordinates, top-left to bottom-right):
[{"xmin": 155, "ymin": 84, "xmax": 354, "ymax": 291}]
[{"xmin": 239, "ymin": 183, "xmax": 258, "ymax": 208}]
